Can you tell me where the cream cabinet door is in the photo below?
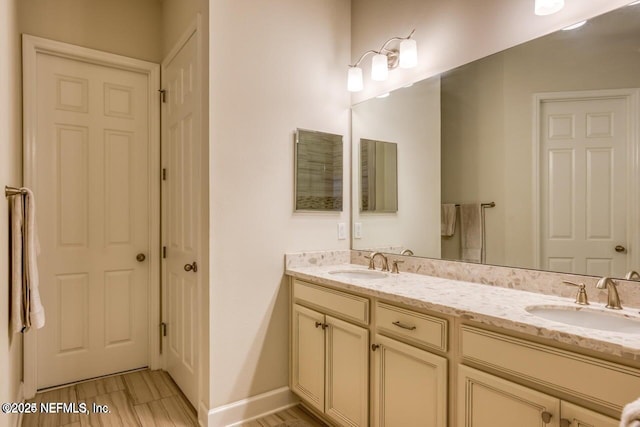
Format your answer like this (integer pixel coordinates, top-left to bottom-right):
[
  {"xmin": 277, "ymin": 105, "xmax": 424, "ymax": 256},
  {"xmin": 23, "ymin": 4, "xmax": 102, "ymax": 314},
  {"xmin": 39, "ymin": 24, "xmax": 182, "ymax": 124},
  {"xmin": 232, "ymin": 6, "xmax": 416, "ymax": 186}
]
[
  {"xmin": 458, "ymin": 365, "xmax": 560, "ymax": 427},
  {"xmin": 560, "ymin": 401, "xmax": 619, "ymax": 427},
  {"xmin": 325, "ymin": 315, "xmax": 369, "ymax": 427},
  {"xmin": 373, "ymin": 334, "xmax": 447, "ymax": 427},
  {"xmin": 292, "ymin": 304, "xmax": 325, "ymax": 413}
]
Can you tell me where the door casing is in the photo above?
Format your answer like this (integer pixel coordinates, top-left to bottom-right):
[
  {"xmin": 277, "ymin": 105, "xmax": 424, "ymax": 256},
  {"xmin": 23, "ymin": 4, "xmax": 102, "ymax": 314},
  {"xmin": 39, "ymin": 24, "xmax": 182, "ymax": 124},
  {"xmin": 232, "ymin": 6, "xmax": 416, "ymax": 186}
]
[{"xmin": 22, "ymin": 34, "xmax": 161, "ymax": 398}]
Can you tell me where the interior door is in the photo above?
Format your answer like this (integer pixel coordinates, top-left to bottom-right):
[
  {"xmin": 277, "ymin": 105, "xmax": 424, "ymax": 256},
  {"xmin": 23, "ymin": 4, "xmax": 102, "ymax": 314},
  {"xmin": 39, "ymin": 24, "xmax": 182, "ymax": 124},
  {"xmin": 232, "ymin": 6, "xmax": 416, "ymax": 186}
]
[
  {"xmin": 34, "ymin": 49, "xmax": 152, "ymax": 388},
  {"xmin": 540, "ymin": 95, "xmax": 628, "ymax": 277},
  {"xmin": 162, "ymin": 30, "xmax": 200, "ymax": 408}
]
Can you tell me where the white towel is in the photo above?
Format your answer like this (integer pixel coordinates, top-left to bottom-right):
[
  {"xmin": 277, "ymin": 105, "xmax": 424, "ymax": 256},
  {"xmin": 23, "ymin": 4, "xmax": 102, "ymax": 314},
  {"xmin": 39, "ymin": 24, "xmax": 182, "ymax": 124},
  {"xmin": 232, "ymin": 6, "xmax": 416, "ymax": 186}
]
[
  {"xmin": 460, "ymin": 203, "xmax": 482, "ymax": 263},
  {"xmin": 23, "ymin": 188, "xmax": 45, "ymax": 330},
  {"xmin": 10, "ymin": 195, "xmax": 25, "ymax": 333},
  {"xmin": 441, "ymin": 204, "xmax": 457, "ymax": 237},
  {"xmin": 10, "ymin": 189, "xmax": 44, "ymax": 333},
  {"xmin": 621, "ymin": 398, "xmax": 640, "ymax": 427}
]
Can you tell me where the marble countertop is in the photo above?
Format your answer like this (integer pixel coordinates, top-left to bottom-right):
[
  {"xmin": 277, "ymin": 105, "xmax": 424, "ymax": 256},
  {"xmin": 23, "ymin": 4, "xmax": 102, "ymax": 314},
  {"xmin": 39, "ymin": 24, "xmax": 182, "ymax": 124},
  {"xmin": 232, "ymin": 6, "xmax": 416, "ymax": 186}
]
[{"xmin": 286, "ymin": 263, "xmax": 640, "ymax": 362}]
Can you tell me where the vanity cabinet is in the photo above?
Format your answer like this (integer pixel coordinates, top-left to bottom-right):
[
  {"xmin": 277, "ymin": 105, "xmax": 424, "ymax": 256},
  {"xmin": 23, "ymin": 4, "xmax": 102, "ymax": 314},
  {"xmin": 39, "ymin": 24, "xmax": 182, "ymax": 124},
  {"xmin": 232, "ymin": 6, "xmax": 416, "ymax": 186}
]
[
  {"xmin": 291, "ymin": 280, "xmax": 370, "ymax": 426},
  {"xmin": 458, "ymin": 365, "xmax": 618, "ymax": 427},
  {"xmin": 372, "ymin": 334, "xmax": 447, "ymax": 427}
]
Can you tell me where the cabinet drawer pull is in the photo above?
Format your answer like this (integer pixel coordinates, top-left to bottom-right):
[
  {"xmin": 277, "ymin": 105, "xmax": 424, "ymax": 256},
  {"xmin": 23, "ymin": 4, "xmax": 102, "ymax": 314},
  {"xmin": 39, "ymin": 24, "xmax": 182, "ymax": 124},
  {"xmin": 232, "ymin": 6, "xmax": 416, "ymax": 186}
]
[
  {"xmin": 560, "ymin": 419, "xmax": 571, "ymax": 427},
  {"xmin": 541, "ymin": 411, "xmax": 552, "ymax": 424},
  {"xmin": 371, "ymin": 344, "xmax": 380, "ymax": 351},
  {"xmin": 392, "ymin": 321, "xmax": 417, "ymax": 331}
]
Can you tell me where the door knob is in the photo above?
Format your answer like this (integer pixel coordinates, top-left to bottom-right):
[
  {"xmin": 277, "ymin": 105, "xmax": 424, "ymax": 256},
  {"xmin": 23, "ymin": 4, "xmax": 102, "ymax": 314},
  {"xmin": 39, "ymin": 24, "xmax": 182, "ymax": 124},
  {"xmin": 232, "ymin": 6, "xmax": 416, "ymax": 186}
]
[
  {"xmin": 136, "ymin": 253, "xmax": 146, "ymax": 262},
  {"xmin": 184, "ymin": 262, "xmax": 198, "ymax": 272},
  {"xmin": 615, "ymin": 245, "xmax": 626, "ymax": 253}
]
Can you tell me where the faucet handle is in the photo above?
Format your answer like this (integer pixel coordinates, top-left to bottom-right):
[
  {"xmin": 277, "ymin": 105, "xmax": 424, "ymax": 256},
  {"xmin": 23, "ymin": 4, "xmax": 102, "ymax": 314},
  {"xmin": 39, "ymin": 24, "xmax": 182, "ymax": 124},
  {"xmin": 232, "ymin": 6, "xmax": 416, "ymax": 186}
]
[
  {"xmin": 391, "ymin": 260, "xmax": 405, "ymax": 274},
  {"xmin": 562, "ymin": 281, "xmax": 589, "ymax": 305}
]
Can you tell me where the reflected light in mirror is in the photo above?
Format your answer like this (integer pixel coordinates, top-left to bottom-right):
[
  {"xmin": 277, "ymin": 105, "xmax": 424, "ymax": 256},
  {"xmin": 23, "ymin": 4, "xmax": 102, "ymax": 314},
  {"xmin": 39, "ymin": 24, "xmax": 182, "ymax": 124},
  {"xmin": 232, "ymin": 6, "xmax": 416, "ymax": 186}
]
[
  {"xmin": 562, "ymin": 20, "xmax": 587, "ymax": 30},
  {"xmin": 535, "ymin": 0, "xmax": 564, "ymax": 16}
]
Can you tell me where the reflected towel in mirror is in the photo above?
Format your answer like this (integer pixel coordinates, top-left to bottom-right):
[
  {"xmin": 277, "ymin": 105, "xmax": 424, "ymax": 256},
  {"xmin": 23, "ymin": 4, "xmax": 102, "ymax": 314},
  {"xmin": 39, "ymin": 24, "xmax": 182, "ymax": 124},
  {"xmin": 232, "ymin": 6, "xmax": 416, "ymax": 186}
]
[
  {"xmin": 441, "ymin": 204, "xmax": 456, "ymax": 237},
  {"xmin": 460, "ymin": 204, "xmax": 482, "ymax": 263}
]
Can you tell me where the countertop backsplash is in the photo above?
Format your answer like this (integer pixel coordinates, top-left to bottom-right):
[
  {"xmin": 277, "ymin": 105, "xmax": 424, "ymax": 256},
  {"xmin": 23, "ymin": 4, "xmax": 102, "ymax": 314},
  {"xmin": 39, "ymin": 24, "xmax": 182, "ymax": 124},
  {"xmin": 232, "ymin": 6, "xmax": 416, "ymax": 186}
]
[{"xmin": 351, "ymin": 250, "xmax": 640, "ymax": 308}]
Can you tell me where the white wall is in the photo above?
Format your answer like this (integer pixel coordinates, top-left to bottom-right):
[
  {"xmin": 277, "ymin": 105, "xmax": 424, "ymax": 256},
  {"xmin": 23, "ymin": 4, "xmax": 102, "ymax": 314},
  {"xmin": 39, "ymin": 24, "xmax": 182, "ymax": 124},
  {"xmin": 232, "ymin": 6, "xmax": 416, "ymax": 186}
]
[
  {"xmin": 19, "ymin": 0, "xmax": 163, "ymax": 63},
  {"xmin": 0, "ymin": 0, "xmax": 24, "ymax": 425},
  {"xmin": 352, "ymin": 77, "xmax": 441, "ymax": 257},
  {"xmin": 350, "ymin": 0, "xmax": 633, "ymax": 103},
  {"xmin": 209, "ymin": 0, "xmax": 351, "ymax": 416}
]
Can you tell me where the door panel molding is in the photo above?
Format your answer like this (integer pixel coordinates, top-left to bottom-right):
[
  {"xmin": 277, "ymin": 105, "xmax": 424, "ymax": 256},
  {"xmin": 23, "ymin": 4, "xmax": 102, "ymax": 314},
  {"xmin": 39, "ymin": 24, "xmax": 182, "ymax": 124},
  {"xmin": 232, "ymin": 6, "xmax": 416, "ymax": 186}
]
[
  {"xmin": 532, "ymin": 88, "xmax": 640, "ymax": 275},
  {"xmin": 22, "ymin": 34, "xmax": 160, "ymax": 399}
]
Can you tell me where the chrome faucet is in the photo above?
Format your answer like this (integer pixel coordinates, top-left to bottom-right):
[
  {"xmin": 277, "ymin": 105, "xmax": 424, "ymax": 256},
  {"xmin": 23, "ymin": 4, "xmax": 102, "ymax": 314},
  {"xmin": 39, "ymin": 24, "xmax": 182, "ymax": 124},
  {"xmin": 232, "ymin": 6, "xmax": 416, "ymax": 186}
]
[
  {"xmin": 624, "ymin": 270, "xmax": 640, "ymax": 281},
  {"xmin": 596, "ymin": 277, "xmax": 622, "ymax": 310},
  {"xmin": 366, "ymin": 252, "xmax": 389, "ymax": 271}
]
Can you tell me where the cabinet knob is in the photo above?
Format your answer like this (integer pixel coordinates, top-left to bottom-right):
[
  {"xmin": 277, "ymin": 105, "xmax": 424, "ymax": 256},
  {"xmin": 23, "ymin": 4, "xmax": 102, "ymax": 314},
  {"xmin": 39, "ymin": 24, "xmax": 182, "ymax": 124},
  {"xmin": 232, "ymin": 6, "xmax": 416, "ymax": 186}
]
[
  {"xmin": 315, "ymin": 322, "xmax": 323, "ymax": 329},
  {"xmin": 136, "ymin": 253, "xmax": 146, "ymax": 262},
  {"xmin": 615, "ymin": 245, "xmax": 626, "ymax": 253},
  {"xmin": 371, "ymin": 344, "xmax": 380, "ymax": 351},
  {"xmin": 560, "ymin": 419, "xmax": 571, "ymax": 427},
  {"xmin": 541, "ymin": 411, "xmax": 553, "ymax": 424}
]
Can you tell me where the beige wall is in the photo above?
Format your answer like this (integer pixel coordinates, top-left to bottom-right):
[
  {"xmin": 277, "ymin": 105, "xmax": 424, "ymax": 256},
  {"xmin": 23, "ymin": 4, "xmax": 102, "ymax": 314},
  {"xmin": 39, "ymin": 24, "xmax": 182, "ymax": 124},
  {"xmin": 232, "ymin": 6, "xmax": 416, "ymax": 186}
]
[
  {"xmin": 352, "ymin": 77, "xmax": 441, "ymax": 257},
  {"xmin": 19, "ymin": 0, "xmax": 163, "ymax": 63},
  {"xmin": 209, "ymin": 0, "xmax": 351, "ymax": 411},
  {"xmin": 0, "ymin": 0, "xmax": 24, "ymax": 425},
  {"xmin": 441, "ymin": 6, "xmax": 640, "ymax": 269},
  {"xmin": 350, "ymin": 0, "xmax": 632, "ymax": 103}
]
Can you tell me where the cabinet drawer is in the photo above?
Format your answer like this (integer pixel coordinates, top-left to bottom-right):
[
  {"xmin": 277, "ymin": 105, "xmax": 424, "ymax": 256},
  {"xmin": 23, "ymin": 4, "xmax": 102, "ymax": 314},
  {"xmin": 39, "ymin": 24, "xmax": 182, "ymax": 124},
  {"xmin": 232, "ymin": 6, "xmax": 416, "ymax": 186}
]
[
  {"xmin": 376, "ymin": 302, "xmax": 447, "ymax": 352},
  {"xmin": 293, "ymin": 280, "xmax": 370, "ymax": 325},
  {"xmin": 461, "ymin": 325, "xmax": 640, "ymax": 412}
]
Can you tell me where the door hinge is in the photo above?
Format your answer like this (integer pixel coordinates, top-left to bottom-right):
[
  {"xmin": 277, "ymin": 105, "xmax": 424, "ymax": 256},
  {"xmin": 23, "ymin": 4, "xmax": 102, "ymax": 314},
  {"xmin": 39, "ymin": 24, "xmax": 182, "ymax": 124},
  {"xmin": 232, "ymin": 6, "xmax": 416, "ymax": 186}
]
[
  {"xmin": 159, "ymin": 89, "xmax": 167, "ymax": 103},
  {"xmin": 162, "ymin": 168, "xmax": 167, "ymax": 181},
  {"xmin": 161, "ymin": 322, "xmax": 167, "ymax": 337},
  {"xmin": 162, "ymin": 246, "xmax": 167, "ymax": 258}
]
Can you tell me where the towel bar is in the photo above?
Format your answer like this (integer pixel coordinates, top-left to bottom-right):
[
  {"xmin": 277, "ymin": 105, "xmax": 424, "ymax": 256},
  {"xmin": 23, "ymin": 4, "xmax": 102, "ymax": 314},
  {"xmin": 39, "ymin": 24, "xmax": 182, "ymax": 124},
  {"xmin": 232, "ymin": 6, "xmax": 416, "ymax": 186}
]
[{"xmin": 5, "ymin": 186, "xmax": 26, "ymax": 197}]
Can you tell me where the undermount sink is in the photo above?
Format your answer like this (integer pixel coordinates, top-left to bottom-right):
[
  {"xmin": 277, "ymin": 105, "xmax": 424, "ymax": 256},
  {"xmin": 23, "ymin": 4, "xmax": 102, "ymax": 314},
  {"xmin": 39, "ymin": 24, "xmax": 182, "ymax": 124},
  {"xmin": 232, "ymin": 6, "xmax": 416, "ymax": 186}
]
[
  {"xmin": 328, "ymin": 269, "xmax": 387, "ymax": 280},
  {"xmin": 526, "ymin": 305, "xmax": 640, "ymax": 333}
]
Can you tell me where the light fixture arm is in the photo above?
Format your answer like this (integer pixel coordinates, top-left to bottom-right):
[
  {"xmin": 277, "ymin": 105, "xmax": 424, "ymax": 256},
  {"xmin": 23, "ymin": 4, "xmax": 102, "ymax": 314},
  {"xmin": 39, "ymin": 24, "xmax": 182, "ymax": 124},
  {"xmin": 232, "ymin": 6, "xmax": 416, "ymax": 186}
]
[{"xmin": 349, "ymin": 29, "xmax": 416, "ymax": 67}]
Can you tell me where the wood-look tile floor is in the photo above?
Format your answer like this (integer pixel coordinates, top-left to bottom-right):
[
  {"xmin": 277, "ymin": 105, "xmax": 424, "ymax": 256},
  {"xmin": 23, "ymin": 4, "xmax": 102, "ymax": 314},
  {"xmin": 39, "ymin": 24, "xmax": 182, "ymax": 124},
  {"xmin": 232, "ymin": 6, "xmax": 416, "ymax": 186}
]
[
  {"xmin": 22, "ymin": 369, "xmax": 198, "ymax": 427},
  {"xmin": 22, "ymin": 370, "xmax": 326, "ymax": 427},
  {"xmin": 239, "ymin": 406, "xmax": 328, "ymax": 427}
]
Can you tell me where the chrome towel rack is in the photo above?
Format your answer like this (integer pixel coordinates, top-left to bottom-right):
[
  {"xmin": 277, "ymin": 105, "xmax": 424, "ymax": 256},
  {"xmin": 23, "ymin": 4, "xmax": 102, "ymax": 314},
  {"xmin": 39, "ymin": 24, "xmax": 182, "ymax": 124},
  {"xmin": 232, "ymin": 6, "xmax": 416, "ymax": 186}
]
[{"xmin": 5, "ymin": 186, "xmax": 26, "ymax": 197}]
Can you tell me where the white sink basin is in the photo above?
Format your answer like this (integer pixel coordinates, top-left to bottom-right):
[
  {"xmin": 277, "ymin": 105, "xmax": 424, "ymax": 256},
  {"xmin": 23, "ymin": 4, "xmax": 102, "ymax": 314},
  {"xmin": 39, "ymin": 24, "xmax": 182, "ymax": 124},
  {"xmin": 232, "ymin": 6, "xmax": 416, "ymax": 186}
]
[
  {"xmin": 526, "ymin": 305, "xmax": 640, "ymax": 333},
  {"xmin": 328, "ymin": 269, "xmax": 387, "ymax": 280}
]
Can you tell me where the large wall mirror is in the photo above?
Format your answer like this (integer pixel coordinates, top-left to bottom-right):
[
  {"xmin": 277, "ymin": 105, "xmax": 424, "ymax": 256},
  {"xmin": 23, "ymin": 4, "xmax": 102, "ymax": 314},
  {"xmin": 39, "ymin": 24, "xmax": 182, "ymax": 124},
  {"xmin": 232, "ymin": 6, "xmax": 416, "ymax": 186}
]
[{"xmin": 351, "ymin": 4, "xmax": 640, "ymax": 280}]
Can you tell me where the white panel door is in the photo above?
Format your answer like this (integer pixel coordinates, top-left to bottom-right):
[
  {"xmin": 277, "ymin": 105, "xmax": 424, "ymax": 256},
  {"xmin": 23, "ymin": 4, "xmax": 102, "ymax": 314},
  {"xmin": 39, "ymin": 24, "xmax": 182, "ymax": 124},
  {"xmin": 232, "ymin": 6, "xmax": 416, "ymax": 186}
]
[
  {"xmin": 35, "ymin": 52, "xmax": 151, "ymax": 388},
  {"xmin": 162, "ymin": 31, "xmax": 200, "ymax": 407},
  {"xmin": 540, "ymin": 96, "xmax": 628, "ymax": 277}
]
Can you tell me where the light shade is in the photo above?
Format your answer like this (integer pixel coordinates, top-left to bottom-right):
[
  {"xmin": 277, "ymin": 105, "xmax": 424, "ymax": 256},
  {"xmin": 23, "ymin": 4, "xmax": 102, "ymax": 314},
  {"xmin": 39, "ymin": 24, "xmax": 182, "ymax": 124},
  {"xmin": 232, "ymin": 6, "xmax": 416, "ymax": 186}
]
[
  {"xmin": 347, "ymin": 67, "xmax": 363, "ymax": 92},
  {"xmin": 399, "ymin": 39, "xmax": 418, "ymax": 68},
  {"xmin": 535, "ymin": 0, "xmax": 564, "ymax": 15},
  {"xmin": 371, "ymin": 54, "xmax": 389, "ymax": 81}
]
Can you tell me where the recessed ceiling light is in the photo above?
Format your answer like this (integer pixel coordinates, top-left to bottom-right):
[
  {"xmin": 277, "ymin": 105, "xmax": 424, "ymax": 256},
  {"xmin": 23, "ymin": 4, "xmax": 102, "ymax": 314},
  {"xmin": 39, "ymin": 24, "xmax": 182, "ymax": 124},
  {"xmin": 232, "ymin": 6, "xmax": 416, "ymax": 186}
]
[
  {"xmin": 562, "ymin": 20, "xmax": 587, "ymax": 31},
  {"xmin": 376, "ymin": 93, "xmax": 390, "ymax": 99}
]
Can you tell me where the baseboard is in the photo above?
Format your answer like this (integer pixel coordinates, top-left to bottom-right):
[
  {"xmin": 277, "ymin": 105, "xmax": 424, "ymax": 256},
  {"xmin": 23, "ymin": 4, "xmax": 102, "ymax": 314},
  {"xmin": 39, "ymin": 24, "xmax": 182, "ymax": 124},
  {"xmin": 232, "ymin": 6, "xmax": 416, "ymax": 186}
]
[
  {"xmin": 207, "ymin": 386, "xmax": 298, "ymax": 427},
  {"xmin": 13, "ymin": 381, "xmax": 24, "ymax": 427}
]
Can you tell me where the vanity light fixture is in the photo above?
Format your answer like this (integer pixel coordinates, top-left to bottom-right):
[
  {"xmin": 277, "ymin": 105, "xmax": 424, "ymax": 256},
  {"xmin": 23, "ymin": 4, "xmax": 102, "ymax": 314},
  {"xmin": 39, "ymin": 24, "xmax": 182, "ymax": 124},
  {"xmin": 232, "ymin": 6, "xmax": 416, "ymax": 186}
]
[
  {"xmin": 535, "ymin": 0, "xmax": 564, "ymax": 16},
  {"xmin": 562, "ymin": 20, "xmax": 587, "ymax": 30},
  {"xmin": 348, "ymin": 29, "xmax": 417, "ymax": 92}
]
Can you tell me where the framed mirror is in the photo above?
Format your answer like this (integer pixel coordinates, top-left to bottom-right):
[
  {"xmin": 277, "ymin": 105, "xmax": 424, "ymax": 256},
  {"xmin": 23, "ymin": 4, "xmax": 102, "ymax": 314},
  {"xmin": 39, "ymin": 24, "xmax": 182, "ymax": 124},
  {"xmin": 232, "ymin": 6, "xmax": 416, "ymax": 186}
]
[
  {"xmin": 360, "ymin": 139, "xmax": 398, "ymax": 213},
  {"xmin": 351, "ymin": 4, "xmax": 640, "ymax": 279},
  {"xmin": 295, "ymin": 128, "xmax": 343, "ymax": 212}
]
